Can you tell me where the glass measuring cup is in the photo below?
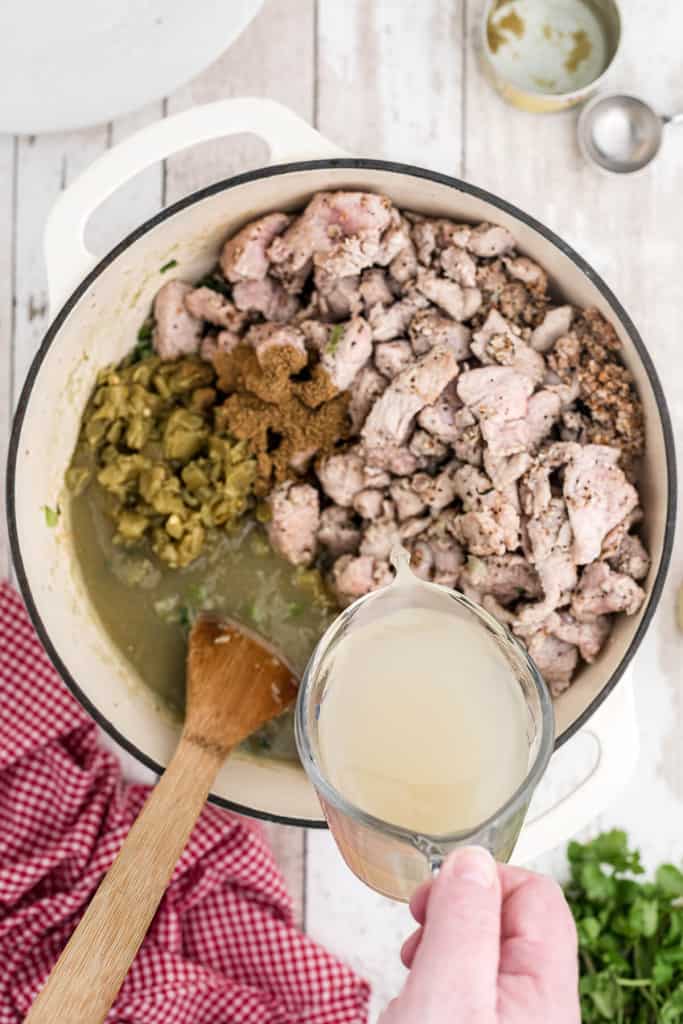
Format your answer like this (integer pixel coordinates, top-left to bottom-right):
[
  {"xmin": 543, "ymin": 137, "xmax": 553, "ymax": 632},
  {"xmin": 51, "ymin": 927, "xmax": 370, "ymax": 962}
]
[{"xmin": 295, "ymin": 570, "xmax": 554, "ymax": 902}]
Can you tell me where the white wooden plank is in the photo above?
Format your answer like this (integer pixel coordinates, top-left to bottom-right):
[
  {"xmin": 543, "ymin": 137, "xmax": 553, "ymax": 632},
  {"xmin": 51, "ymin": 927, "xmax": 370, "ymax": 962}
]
[
  {"xmin": 165, "ymin": 0, "xmax": 315, "ymax": 201},
  {"xmin": 317, "ymin": 0, "xmax": 464, "ymax": 173},
  {"xmin": 0, "ymin": 136, "xmax": 16, "ymax": 580},
  {"xmin": 13, "ymin": 125, "xmax": 108, "ymax": 407}
]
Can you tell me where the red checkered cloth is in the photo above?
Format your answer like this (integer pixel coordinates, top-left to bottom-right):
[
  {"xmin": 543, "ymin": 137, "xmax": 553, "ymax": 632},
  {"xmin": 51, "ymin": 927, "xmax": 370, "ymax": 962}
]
[{"xmin": 0, "ymin": 581, "xmax": 370, "ymax": 1023}]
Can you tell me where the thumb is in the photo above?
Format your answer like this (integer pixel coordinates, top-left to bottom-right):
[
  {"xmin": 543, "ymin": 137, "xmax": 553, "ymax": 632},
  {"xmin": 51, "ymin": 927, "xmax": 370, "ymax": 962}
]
[{"xmin": 406, "ymin": 846, "xmax": 502, "ymax": 1020}]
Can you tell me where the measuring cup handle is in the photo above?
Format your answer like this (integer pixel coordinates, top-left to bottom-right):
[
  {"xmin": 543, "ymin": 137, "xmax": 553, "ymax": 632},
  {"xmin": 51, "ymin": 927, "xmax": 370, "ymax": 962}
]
[{"xmin": 511, "ymin": 672, "xmax": 638, "ymax": 865}]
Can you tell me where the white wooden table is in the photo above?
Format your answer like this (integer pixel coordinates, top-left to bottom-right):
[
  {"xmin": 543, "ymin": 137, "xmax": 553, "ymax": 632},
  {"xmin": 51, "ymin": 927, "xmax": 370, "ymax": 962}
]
[{"xmin": 1, "ymin": 2, "xmax": 682, "ymax": 1018}]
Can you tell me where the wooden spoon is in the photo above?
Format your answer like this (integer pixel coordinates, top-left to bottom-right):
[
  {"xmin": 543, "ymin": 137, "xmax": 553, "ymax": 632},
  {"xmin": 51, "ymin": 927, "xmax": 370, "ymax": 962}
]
[{"xmin": 25, "ymin": 615, "xmax": 299, "ymax": 1024}]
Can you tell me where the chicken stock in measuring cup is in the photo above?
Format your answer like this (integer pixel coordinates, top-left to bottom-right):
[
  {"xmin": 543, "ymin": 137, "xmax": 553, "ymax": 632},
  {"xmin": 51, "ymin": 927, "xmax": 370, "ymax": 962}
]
[{"xmin": 295, "ymin": 547, "xmax": 555, "ymax": 901}]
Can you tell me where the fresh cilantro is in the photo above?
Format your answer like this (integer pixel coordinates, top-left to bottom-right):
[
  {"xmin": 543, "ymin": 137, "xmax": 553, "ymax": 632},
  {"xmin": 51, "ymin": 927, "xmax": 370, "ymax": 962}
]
[
  {"xmin": 245, "ymin": 598, "xmax": 267, "ymax": 629},
  {"xmin": 159, "ymin": 259, "xmax": 178, "ymax": 273},
  {"xmin": 137, "ymin": 318, "xmax": 154, "ymax": 342},
  {"xmin": 132, "ymin": 318, "xmax": 155, "ymax": 362},
  {"xmin": 195, "ymin": 272, "xmax": 232, "ymax": 298},
  {"xmin": 326, "ymin": 324, "xmax": 344, "ymax": 355},
  {"xmin": 187, "ymin": 583, "xmax": 207, "ymax": 607},
  {"xmin": 565, "ymin": 831, "xmax": 683, "ymax": 1022},
  {"xmin": 42, "ymin": 505, "xmax": 59, "ymax": 527}
]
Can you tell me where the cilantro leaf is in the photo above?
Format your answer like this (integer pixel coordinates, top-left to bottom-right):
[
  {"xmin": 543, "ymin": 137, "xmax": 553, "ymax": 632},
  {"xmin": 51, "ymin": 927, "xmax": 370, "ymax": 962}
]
[
  {"xmin": 43, "ymin": 505, "xmax": 59, "ymax": 527},
  {"xmin": 326, "ymin": 324, "xmax": 344, "ymax": 354},
  {"xmin": 657, "ymin": 865, "xmax": 683, "ymax": 898},
  {"xmin": 195, "ymin": 272, "xmax": 232, "ymax": 298},
  {"xmin": 132, "ymin": 318, "xmax": 155, "ymax": 361},
  {"xmin": 566, "ymin": 832, "xmax": 683, "ymax": 1022}
]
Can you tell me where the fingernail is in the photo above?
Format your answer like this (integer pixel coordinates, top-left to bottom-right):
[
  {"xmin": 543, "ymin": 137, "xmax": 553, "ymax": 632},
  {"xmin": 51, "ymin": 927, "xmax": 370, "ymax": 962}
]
[{"xmin": 447, "ymin": 846, "xmax": 497, "ymax": 887}]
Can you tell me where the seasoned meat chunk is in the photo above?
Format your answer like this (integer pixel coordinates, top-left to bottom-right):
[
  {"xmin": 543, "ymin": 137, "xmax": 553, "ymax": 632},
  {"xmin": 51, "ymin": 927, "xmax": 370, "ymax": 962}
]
[
  {"xmin": 503, "ymin": 256, "xmax": 548, "ymax": 293},
  {"xmin": 563, "ymin": 445, "xmax": 639, "ymax": 565},
  {"xmin": 572, "ymin": 561, "xmax": 645, "ymax": 620},
  {"xmin": 483, "ymin": 451, "xmax": 532, "ymax": 490},
  {"xmin": 471, "ymin": 309, "xmax": 545, "ymax": 385},
  {"xmin": 353, "ymin": 488, "xmax": 386, "ymax": 520},
  {"xmin": 550, "ymin": 611, "xmax": 612, "ymax": 663},
  {"xmin": 246, "ymin": 322, "xmax": 307, "ymax": 367},
  {"xmin": 409, "ymin": 310, "xmax": 471, "ymax": 359},
  {"xmin": 458, "ymin": 366, "xmax": 535, "ymax": 458},
  {"xmin": 375, "ymin": 340, "xmax": 414, "ymax": 379},
  {"xmin": 607, "ymin": 532, "xmax": 650, "ymax": 581},
  {"xmin": 200, "ymin": 329, "xmax": 241, "ymax": 364},
  {"xmin": 409, "ymin": 539, "xmax": 434, "ymax": 579},
  {"xmin": 452, "ymin": 465, "xmax": 493, "ymax": 509},
  {"xmin": 315, "ymin": 271, "xmax": 363, "ymax": 319},
  {"xmin": 267, "ymin": 482, "xmax": 319, "ymax": 567},
  {"xmin": 319, "ymin": 316, "xmax": 373, "ymax": 391},
  {"xmin": 315, "ymin": 236, "xmax": 381, "ymax": 281},
  {"xmin": 390, "ymin": 478, "xmax": 427, "ymax": 521},
  {"xmin": 362, "ymin": 345, "xmax": 459, "ymax": 451},
  {"xmin": 360, "ymin": 268, "xmax": 394, "ymax": 311},
  {"xmin": 412, "ymin": 462, "xmax": 460, "ymax": 513},
  {"xmin": 184, "ymin": 287, "xmax": 248, "ymax": 332},
  {"xmin": 268, "ymin": 191, "xmax": 393, "ymax": 287},
  {"xmin": 232, "ymin": 277, "xmax": 299, "ymax": 322},
  {"xmin": 409, "ymin": 428, "xmax": 448, "ymax": 463},
  {"xmin": 375, "ymin": 214, "xmax": 414, "ymax": 267},
  {"xmin": 411, "ymin": 218, "xmax": 472, "ymax": 265},
  {"xmin": 417, "ymin": 382, "xmax": 462, "ymax": 443},
  {"xmin": 389, "ymin": 241, "xmax": 418, "ymax": 285},
  {"xmin": 460, "ymin": 553, "xmax": 542, "ymax": 604},
  {"xmin": 440, "ymin": 246, "xmax": 477, "ymax": 287},
  {"xmin": 316, "ymin": 449, "xmax": 390, "ymax": 507},
  {"xmin": 453, "ymin": 410, "xmax": 484, "ymax": 467},
  {"xmin": 530, "ymin": 306, "xmax": 574, "ymax": 352},
  {"xmin": 525, "ymin": 631, "xmax": 579, "ymax": 696},
  {"xmin": 318, "ymin": 506, "xmax": 361, "ymax": 558},
  {"xmin": 316, "ymin": 451, "xmax": 366, "ymax": 507},
  {"xmin": 527, "ymin": 390, "xmax": 562, "ymax": 448},
  {"xmin": 369, "ymin": 292, "xmax": 429, "ymax": 341},
  {"xmin": 360, "ymin": 518, "xmax": 402, "ymax": 560},
  {"xmin": 452, "ymin": 505, "xmax": 519, "ymax": 557},
  {"xmin": 153, "ymin": 281, "xmax": 203, "ymax": 360},
  {"xmin": 370, "ymin": 446, "xmax": 421, "ymax": 476},
  {"xmin": 416, "ymin": 268, "xmax": 481, "ymax": 321},
  {"xmin": 330, "ymin": 554, "xmax": 392, "ymax": 607},
  {"xmin": 467, "ymin": 223, "xmax": 515, "ymax": 257},
  {"xmin": 458, "ymin": 366, "xmax": 533, "ymax": 423},
  {"xmin": 348, "ymin": 366, "xmax": 387, "ymax": 433},
  {"xmin": 220, "ymin": 211, "xmax": 291, "ymax": 283}
]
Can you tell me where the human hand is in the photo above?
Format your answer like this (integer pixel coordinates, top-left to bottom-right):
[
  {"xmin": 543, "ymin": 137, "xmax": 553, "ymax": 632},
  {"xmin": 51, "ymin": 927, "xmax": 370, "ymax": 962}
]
[{"xmin": 380, "ymin": 846, "xmax": 579, "ymax": 1024}]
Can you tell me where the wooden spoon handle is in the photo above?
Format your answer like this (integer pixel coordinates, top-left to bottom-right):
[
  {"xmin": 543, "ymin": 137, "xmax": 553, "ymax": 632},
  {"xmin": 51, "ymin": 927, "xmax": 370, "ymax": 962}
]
[{"xmin": 25, "ymin": 735, "xmax": 222, "ymax": 1024}]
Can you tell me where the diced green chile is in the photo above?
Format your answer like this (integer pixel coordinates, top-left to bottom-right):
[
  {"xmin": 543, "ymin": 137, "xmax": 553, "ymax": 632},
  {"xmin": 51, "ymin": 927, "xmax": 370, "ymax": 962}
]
[{"xmin": 67, "ymin": 354, "xmax": 257, "ymax": 568}]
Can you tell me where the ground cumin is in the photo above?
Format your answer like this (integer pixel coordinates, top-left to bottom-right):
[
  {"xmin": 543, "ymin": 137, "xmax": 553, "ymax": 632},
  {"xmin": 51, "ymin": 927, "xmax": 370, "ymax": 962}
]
[{"xmin": 214, "ymin": 344, "xmax": 350, "ymax": 495}]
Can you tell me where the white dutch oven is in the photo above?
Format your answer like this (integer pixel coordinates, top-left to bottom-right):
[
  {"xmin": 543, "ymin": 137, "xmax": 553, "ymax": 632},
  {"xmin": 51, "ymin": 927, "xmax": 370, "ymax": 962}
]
[{"xmin": 7, "ymin": 99, "xmax": 676, "ymax": 862}]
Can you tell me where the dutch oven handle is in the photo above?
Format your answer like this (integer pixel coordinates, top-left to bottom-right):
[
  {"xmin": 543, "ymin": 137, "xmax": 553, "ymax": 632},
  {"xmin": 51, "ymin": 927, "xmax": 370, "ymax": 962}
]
[
  {"xmin": 512, "ymin": 671, "xmax": 639, "ymax": 865},
  {"xmin": 44, "ymin": 97, "xmax": 348, "ymax": 312}
]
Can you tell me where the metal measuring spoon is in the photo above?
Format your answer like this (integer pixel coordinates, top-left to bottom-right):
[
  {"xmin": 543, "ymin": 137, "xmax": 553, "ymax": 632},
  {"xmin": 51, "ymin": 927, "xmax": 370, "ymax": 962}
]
[{"xmin": 578, "ymin": 92, "xmax": 683, "ymax": 173}]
